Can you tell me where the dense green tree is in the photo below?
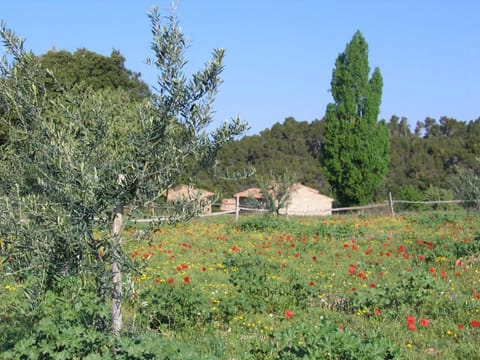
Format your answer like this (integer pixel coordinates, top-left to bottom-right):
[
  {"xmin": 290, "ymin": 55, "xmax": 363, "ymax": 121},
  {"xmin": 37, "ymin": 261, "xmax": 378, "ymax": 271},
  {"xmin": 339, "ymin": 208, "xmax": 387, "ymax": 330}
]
[
  {"xmin": 38, "ymin": 48, "xmax": 151, "ymax": 100},
  {"xmin": 321, "ymin": 31, "xmax": 390, "ymax": 205},
  {"xmin": 0, "ymin": 46, "xmax": 151, "ymax": 146}
]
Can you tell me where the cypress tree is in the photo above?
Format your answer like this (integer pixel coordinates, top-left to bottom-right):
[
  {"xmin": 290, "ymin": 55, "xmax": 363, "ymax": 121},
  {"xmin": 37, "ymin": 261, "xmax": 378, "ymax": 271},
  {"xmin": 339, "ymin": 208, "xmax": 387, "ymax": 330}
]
[{"xmin": 322, "ymin": 31, "xmax": 389, "ymax": 205}]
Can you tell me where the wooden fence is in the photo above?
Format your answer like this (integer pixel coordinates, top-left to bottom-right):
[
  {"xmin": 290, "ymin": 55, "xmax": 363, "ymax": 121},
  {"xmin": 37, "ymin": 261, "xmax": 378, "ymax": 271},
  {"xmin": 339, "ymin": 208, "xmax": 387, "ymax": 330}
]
[{"xmin": 197, "ymin": 194, "xmax": 478, "ymax": 222}]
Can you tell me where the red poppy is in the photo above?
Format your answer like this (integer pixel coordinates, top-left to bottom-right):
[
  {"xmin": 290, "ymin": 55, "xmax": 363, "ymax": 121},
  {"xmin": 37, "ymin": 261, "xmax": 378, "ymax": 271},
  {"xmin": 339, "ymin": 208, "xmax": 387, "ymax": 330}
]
[
  {"xmin": 348, "ymin": 267, "xmax": 356, "ymax": 275},
  {"xmin": 406, "ymin": 315, "xmax": 416, "ymax": 324},
  {"xmin": 357, "ymin": 271, "xmax": 367, "ymax": 280},
  {"xmin": 309, "ymin": 281, "xmax": 315, "ymax": 287},
  {"xmin": 420, "ymin": 318, "xmax": 429, "ymax": 327},
  {"xmin": 183, "ymin": 276, "xmax": 190, "ymax": 284},
  {"xmin": 181, "ymin": 263, "xmax": 189, "ymax": 269},
  {"xmin": 312, "ymin": 256, "xmax": 317, "ymax": 261},
  {"xmin": 370, "ymin": 283, "xmax": 376, "ymax": 288},
  {"xmin": 471, "ymin": 320, "xmax": 480, "ymax": 327},
  {"xmin": 375, "ymin": 308, "xmax": 381, "ymax": 316},
  {"xmin": 284, "ymin": 310, "xmax": 294, "ymax": 319},
  {"xmin": 167, "ymin": 277, "xmax": 174, "ymax": 284},
  {"xmin": 458, "ymin": 323, "xmax": 464, "ymax": 330},
  {"xmin": 154, "ymin": 278, "xmax": 160, "ymax": 283},
  {"xmin": 408, "ymin": 323, "xmax": 417, "ymax": 331}
]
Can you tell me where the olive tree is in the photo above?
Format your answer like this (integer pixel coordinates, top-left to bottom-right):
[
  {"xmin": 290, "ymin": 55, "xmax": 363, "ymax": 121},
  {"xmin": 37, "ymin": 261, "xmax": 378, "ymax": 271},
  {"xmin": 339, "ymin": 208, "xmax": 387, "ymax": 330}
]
[{"xmin": 0, "ymin": 6, "xmax": 247, "ymax": 341}]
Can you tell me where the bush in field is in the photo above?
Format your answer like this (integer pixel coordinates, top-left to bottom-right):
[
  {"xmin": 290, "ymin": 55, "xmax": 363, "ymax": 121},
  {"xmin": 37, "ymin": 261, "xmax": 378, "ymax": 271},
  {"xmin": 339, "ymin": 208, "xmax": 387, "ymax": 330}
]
[{"xmin": 448, "ymin": 159, "xmax": 480, "ymax": 209}]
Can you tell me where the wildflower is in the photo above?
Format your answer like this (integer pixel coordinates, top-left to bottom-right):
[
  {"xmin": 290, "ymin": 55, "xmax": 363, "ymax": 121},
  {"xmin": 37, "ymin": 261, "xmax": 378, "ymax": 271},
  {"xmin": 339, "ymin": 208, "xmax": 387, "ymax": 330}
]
[
  {"xmin": 338, "ymin": 323, "xmax": 345, "ymax": 330},
  {"xmin": 440, "ymin": 270, "xmax": 447, "ymax": 279},
  {"xmin": 167, "ymin": 277, "xmax": 174, "ymax": 284},
  {"xmin": 458, "ymin": 324, "xmax": 464, "ymax": 330},
  {"xmin": 408, "ymin": 323, "xmax": 417, "ymax": 331},
  {"xmin": 312, "ymin": 255, "xmax": 317, "ymax": 261},
  {"xmin": 184, "ymin": 276, "xmax": 190, "ymax": 284},
  {"xmin": 348, "ymin": 267, "xmax": 356, "ymax": 275},
  {"xmin": 284, "ymin": 310, "xmax": 294, "ymax": 319},
  {"xmin": 154, "ymin": 278, "xmax": 160, "ymax": 283},
  {"xmin": 375, "ymin": 308, "xmax": 381, "ymax": 316},
  {"xmin": 471, "ymin": 320, "xmax": 480, "ymax": 327},
  {"xmin": 370, "ymin": 283, "xmax": 376, "ymax": 288},
  {"xmin": 406, "ymin": 315, "xmax": 416, "ymax": 324},
  {"xmin": 420, "ymin": 318, "xmax": 429, "ymax": 327},
  {"xmin": 309, "ymin": 281, "xmax": 315, "ymax": 287}
]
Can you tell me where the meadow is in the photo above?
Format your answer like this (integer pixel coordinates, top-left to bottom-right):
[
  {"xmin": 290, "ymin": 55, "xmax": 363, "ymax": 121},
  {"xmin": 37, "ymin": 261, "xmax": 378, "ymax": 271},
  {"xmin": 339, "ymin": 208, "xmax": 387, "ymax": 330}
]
[
  {"xmin": 120, "ymin": 211, "xmax": 480, "ymax": 359},
  {"xmin": 1, "ymin": 211, "xmax": 479, "ymax": 359}
]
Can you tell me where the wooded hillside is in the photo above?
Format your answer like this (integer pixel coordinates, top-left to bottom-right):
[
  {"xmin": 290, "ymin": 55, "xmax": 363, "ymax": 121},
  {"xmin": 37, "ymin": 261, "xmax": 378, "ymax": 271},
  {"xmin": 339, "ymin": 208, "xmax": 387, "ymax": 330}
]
[{"xmin": 198, "ymin": 115, "xmax": 480, "ymax": 204}]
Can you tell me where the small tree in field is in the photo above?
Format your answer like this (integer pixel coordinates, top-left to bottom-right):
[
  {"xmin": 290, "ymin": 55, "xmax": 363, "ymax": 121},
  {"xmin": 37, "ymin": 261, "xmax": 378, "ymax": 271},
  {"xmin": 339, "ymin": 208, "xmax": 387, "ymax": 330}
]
[
  {"xmin": 0, "ymin": 5, "xmax": 247, "ymax": 345},
  {"xmin": 321, "ymin": 31, "xmax": 390, "ymax": 206},
  {"xmin": 260, "ymin": 171, "xmax": 296, "ymax": 216}
]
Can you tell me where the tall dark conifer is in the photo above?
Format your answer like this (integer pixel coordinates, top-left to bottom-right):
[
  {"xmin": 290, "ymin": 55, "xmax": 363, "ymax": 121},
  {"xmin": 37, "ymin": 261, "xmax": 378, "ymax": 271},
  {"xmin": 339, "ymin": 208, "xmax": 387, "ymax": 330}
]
[{"xmin": 322, "ymin": 31, "xmax": 390, "ymax": 205}]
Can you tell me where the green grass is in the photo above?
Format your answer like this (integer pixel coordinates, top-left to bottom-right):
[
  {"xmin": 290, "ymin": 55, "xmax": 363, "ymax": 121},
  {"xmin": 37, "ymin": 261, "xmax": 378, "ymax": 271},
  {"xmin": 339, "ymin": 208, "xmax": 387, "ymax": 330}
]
[
  {"xmin": 120, "ymin": 211, "xmax": 480, "ymax": 359},
  {"xmin": 1, "ymin": 211, "xmax": 479, "ymax": 359}
]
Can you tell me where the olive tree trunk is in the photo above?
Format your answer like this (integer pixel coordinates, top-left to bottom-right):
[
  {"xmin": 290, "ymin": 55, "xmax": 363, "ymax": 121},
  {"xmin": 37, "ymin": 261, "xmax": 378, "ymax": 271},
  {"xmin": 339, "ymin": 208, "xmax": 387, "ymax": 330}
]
[{"xmin": 111, "ymin": 204, "xmax": 124, "ymax": 338}]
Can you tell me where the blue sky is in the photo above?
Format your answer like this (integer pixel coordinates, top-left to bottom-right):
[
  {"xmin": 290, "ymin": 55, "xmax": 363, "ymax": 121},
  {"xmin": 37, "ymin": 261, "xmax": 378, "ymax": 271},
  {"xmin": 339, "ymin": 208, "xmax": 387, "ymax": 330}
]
[{"xmin": 1, "ymin": 0, "xmax": 479, "ymax": 135}]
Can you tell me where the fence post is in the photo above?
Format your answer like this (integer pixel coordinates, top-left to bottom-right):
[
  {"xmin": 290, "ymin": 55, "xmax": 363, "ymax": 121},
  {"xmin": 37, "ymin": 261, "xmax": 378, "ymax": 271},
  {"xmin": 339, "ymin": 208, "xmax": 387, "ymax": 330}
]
[
  {"xmin": 389, "ymin": 192, "xmax": 395, "ymax": 217},
  {"xmin": 235, "ymin": 195, "xmax": 240, "ymax": 222}
]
